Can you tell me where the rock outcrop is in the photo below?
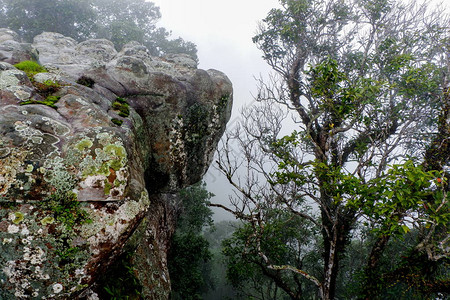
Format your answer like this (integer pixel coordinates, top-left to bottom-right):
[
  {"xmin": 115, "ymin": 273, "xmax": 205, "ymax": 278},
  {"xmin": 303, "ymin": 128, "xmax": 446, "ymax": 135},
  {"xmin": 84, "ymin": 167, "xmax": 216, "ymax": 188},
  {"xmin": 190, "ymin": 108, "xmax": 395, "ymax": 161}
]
[{"xmin": 0, "ymin": 29, "xmax": 232, "ymax": 299}]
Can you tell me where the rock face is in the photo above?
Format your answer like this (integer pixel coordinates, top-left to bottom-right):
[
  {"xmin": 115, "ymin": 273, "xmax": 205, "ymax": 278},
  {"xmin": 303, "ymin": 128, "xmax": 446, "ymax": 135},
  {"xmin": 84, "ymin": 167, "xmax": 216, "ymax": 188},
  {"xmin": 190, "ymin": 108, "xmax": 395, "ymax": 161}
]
[{"xmin": 0, "ymin": 30, "xmax": 232, "ymax": 299}]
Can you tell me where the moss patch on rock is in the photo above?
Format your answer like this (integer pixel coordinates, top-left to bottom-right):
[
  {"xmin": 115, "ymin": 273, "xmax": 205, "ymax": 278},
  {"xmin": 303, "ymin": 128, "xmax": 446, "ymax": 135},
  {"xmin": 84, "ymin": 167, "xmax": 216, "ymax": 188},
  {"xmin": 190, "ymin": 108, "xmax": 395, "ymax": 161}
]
[
  {"xmin": 14, "ymin": 60, "xmax": 46, "ymax": 77},
  {"xmin": 111, "ymin": 97, "xmax": 130, "ymax": 118},
  {"xmin": 20, "ymin": 95, "xmax": 61, "ymax": 109}
]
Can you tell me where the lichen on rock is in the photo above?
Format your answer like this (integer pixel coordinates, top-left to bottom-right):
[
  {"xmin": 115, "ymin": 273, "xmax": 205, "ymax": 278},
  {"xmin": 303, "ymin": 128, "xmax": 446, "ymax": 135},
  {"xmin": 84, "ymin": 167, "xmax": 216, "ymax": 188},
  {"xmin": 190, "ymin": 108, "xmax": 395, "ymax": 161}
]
[{"xmin": 0, "ymin": 28, "xmax": 232, "ymax": 299}]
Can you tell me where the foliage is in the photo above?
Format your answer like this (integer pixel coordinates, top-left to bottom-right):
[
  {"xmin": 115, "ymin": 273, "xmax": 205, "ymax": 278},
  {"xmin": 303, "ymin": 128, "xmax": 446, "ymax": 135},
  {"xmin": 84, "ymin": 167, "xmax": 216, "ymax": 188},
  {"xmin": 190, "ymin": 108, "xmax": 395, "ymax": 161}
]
[
  {"xmin": 202, "ymin": 221, "xmax": 242, "ymax": 300},
  {"xmin": 215, "ymin": 0, "xmax": 449, "ymax": 299},
  {"xmin": 111, "ymin": 118, "xmax": 123, "ymax": 126},
  {"xmin": 168, "ymin": 181, "xmax": 214, "ymax": 300},
  {"xmin": 91, "ymin": 0, "xmax": 159, "ymax": 50},
  {"xmin": 170, "ymin": 232, "xmax": 212, "ymax": 300},
  {"xmin": 0, "ymin": 0, "xmax": 197, "ymax": 58},
  {"xmin": 76, "ymin": 75, "xmax": 95, "ymax": 88},
  {"xmin": 96, "ymin": 249, "xmax": 142, "ymax": 300},
  {"xmin": 222, "ymin": 210, "xmax": 320, "ymax": 299},
  {"xmin": 40, "ymin": 191, "xmax": 91, "ymax": 231},
  {"xmin": 155, "ymin": 35, "xmax": 199, "ymax": 61},
  {"xmin": 111, "ymin": 97, "xmax": 130, "ymax": 118},
  {"xmin": 13, "ymin": 60, "xmax": 46, "ymax": 76},
  {"xmin": 20, "ymin": 95, "xmax": 61, "ymax": 109},
  {"xmin": 0, "ymin": 0, "xmax": 96, "ymax": 41}
]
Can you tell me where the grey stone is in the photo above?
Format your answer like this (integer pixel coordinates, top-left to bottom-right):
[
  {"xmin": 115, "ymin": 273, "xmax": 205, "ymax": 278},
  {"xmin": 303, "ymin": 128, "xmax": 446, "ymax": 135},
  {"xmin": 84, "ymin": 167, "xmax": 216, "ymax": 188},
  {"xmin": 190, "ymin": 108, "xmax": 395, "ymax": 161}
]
[{"xmin": 0, "ymin": 29, "xmax": 232, "ymax": 299}]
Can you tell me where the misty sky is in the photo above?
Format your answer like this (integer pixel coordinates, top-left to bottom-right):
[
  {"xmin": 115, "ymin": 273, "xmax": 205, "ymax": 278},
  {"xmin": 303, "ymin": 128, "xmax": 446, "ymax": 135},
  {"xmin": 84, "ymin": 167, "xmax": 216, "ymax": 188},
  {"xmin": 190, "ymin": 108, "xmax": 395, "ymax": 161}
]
[{"xmin": 152, "ymin": 0, "xmax": 281, "ymax": 220}]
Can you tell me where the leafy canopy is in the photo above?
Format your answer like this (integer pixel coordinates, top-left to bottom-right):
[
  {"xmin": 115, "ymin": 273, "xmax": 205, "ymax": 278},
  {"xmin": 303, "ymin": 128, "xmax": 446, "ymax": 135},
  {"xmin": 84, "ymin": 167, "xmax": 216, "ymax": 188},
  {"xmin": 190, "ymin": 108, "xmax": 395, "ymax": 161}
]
[{"xmin": 0, "ymin": 0, "xmax": 197, "ymax": 58}]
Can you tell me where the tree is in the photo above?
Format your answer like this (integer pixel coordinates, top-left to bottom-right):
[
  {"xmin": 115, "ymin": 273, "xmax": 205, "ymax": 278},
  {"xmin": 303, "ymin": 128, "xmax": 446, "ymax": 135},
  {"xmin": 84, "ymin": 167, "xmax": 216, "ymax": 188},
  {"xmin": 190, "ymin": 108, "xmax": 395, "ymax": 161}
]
[
  {"xmin": 222, "ymin": 209, "xmax": 321, "ymax": 299},
  {"xmin": 0, "ymin": 0, "xmax": 197, "ymax": 58},
  {"xmin": 168, "ymin": 181, "xmax": 214, "ymax": 300},
  {"xmin": 212, "ymin": 0, "xmax": 449, "ymax": 299},
  {"xmin": 202, "ymin": 221, "xmax": 242, "ymax": 300},
  {"xmin": 0, "ymin": 0, "xmax": 96, "ymax": 41},
  {"xmin": 91, "ymin": 0, "xmax": 160, "ymax": 52}
]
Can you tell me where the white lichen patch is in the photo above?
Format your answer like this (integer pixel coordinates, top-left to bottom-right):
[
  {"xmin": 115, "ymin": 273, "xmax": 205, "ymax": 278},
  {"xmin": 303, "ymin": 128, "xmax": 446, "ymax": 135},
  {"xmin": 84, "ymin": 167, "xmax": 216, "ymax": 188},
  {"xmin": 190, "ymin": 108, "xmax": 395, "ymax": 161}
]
[
  {"xmin": 41, "ymin": 117, "xmax": 71, "ymax": 137},
  {"xmin": 168, "ymin": 116, "xmax": 187, "ymax": 185},
  {"xmin": 20, "ymin": 226, "xmax": 30, "ymax": 236},
  {"xmin": 0, "ymin": 148, "xmax": 28, "ymax": 195},
  {"xmin": 23, "ymin": 246, "xmax": 45, "ymax": 265},
  {"xmin": 2, "ymin": 238, "xmax": 13, "ymax": 244},
  {"xmin": 0, "ymin": 69, "xmax": 22, "ymax": 89},
  {"xmin": 80, "ymin": 174, "xmax": 105, "ymax": 189},
  {"xmin": 6, "ymin": 85, "xmax": 32, "ymax": 101},
  {"xmin": 14, "ymin": 120, "xmax": 44, "ymax": 144},
  {"xmin": 43, "ymin": 156, "xmax": 75, "ymax": 193},
  {"xmin": 7, "ymin": 224, "xmax": 20, "ymax": 234},
  {"xmin": 75, "ymin": 97, "xmax": 90, "ymax": 106},
  {"xmin": 52, "ymin": 283, "xmax": 63, "ymax": 293},
  {"xmin": 2, "ymin": 254, "xmax": 52, "ymax": 298},
  {"xmin": 81, "ymin": 190, "xmax": 150, "ymax": 247}
]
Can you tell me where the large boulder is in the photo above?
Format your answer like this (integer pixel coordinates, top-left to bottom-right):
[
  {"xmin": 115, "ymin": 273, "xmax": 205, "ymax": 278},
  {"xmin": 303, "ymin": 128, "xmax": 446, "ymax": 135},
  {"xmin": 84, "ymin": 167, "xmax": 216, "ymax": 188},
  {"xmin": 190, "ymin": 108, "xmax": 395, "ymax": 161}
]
[{"xmin": 0, "ymin": 29, "xmax": 232, "ymax": 299}]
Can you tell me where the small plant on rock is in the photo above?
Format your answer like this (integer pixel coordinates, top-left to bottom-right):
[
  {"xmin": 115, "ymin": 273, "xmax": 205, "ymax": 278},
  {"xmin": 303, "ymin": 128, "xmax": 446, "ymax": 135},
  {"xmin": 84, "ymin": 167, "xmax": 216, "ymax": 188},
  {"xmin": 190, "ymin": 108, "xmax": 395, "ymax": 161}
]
[
  {"xmin": 111, "ymin": 118, "xmax": 123, "ymax": 126},
  {"xmin": 33, "ymin": 79, "xmax": 61, "ymax": 97},
  {"xmin": 40, "ymin": 191, "xmax": 91, "ymax": 230},
  {"xmin": 14, "ymin": 60, "xmax": 46, "ymax": 77},
  {"xmin": 20, "ymin": 95, "xmax": 61, "ymax": 109},
  {"xmin": 76, "ymin": 76, "xmax": 95, "ymax": 88},
  {"xmin": 111, "ymin": 97, "xmax": 130, "ymax": 118}
]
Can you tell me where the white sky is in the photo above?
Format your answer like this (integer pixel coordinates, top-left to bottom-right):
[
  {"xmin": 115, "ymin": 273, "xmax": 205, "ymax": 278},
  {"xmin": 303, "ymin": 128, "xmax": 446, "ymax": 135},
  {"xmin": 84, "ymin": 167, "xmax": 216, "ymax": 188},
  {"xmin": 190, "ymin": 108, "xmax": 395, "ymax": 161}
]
[{"xmin": 152, "ymin": 0, "xmax": 281, "ymax": 220}]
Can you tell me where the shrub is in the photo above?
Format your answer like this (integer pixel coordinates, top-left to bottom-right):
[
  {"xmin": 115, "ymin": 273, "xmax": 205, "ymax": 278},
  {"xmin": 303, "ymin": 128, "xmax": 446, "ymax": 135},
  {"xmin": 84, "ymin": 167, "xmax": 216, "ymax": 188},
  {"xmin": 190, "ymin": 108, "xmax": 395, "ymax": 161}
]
[
  {"xmin": 33, "ymin": 79, "xmax": 61, "ymax": 97},
  {"xmin": 76, "ymin": 76, "xmax": 95, "ymax": 88}
]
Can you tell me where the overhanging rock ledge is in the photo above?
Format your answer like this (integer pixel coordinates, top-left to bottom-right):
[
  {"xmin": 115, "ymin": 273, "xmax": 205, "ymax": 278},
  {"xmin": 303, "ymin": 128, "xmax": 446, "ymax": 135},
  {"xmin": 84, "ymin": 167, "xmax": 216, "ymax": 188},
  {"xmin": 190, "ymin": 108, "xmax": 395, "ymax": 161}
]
[{"xmin": 0, "ymin": 28, "xmax": 232, "ymax": 299}]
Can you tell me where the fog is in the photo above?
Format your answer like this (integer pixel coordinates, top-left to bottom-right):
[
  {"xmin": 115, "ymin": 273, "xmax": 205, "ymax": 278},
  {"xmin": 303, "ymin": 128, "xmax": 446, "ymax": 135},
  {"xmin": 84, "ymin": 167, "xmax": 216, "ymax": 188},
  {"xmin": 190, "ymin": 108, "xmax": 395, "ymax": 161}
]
[{"xmin": 152, "ymin": 0, "xmax": 281, "ymax": 220}]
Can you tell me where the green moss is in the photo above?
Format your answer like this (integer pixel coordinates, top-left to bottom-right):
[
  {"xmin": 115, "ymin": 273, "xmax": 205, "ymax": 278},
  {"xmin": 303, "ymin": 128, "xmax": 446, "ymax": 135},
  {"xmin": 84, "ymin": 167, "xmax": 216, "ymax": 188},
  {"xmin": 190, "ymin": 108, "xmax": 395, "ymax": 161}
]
[
  {"xmin": 118, "ymin": 111, "xmax": 129, "ymax": 118},
  {"xmin": 40, "ymin": 191, "xmax": 91, "ymax": 230},
  {"xmin": 115, "ymin": 96, "xmax": 127, "ymax": 104},
  {"xmin": 111, "ymin": 118, "xmax": 123, "ymax": 126},
  {"xmin": 14, "ymin": 60, "xmax": 46, "ymax": 76},
  {"xmin": 111, "ymin": 97, "xmax": 130, "ymax": 118},
  {"xmin": 112, "ymin": 102, "xmax": 122, "ymax": 110},
  {"xmin": 118, "ymin": 104, "xmax": 130, "ymax": 117},
  {"xmin": 20, "ymin": 95, "xmax": 61, "ymax": 109}
]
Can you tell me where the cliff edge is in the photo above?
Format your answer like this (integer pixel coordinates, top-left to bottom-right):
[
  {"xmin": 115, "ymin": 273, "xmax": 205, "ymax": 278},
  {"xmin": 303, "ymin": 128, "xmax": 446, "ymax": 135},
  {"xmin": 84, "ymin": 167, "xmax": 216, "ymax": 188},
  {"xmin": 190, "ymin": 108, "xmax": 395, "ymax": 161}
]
[{"xmin": 0, "ymin": 28, "xmax": 232, "ymax": 299}]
